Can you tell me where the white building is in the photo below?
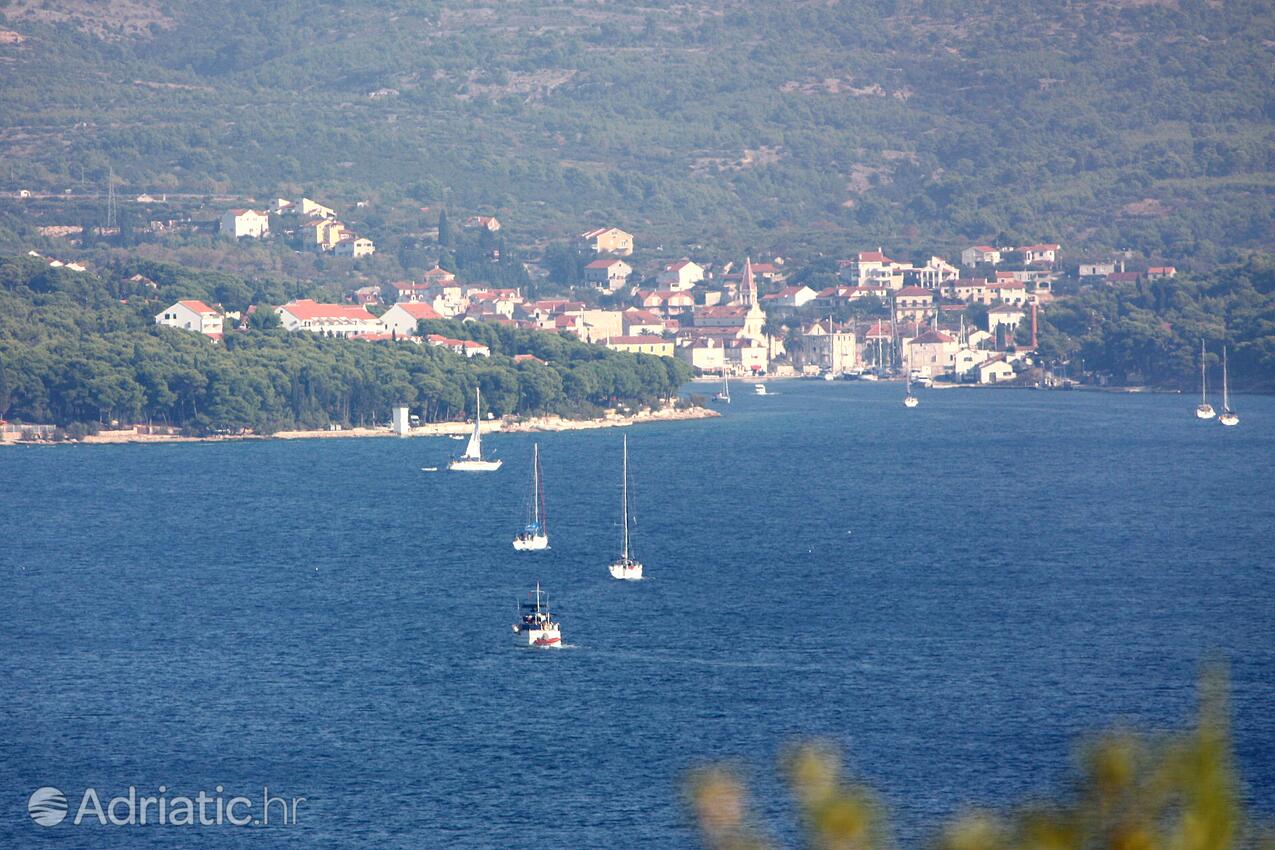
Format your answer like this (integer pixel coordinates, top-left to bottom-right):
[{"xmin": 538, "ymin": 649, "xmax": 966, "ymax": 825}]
[
  {"xmin": 379, "ymin": 302, "xmax": 444, "ymax": 337},
  {"xmin": 583, "ymin": 258, "xmax": 632, "ymax": 291},
  {"xmin": 907, "ymin": 329, "xmax": 960, "ymax": 378},
  {"xmin": 220, "ymin": 209, "xmax": 269, "ymax": 239},
  {"xmin": 277, "ymin": 300, "xmax": 382, "ymax": 337},
  {"xmin": 333, "ymin": 236, "xmax": 376, "ymax": 258},
  {"xmin": 977, "ymin": 358, "xmax": 1016, "ymax": 383},
  {"xmin": 987, "ymin": 304, "xmax": 1026, "ymax": 337},
  {"xmin": 155, "ymin": 300, "xmax": 223, "ymax": 338},
  {"xmin": 300, "ymin": 197, "xmax": 336, "ymax": 219},
  {"xmin": 802, "ymin": 320, "xmax": 858, "ymax": 374},
  {"xmin": 657, "ymin": 259, "xmax": 705, "ymax": 290},
  {"xmin": 961, "ymin": 245, "xmax": 1001, "ymax": 267}
]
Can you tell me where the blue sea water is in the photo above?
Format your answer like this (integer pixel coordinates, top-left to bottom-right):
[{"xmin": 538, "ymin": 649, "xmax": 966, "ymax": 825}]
[{"xmin": 2, "ymin": 381, "xmax": 1273, "ymax": 848}]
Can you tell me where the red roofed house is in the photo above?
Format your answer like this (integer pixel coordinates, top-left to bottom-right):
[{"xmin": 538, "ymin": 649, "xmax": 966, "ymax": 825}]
[
  {"xmin": 276, "ymin": 300, "xmax": 382, "ymax": 337},
  {"xmin": 1147, "ymin": 266, "xmax": 1176, "ymax": 280},
  {"xmin": 578, "ymin": 226, "xmax": 633, "ymax": 256},
  {"xmin": 463, "ymin": 215, "xmax": 501, "ymax": 232},
  {"xmin": 379, "ymin": 301, "xmax": 444, "ymax": 337},
  {"xmin": 155, "ymin": 300, "xmax": 223, "ymax": 338},
  {"xmin": 841, "ymin": 250, "xmax": 903, "ymax": 288},
  {"xmin": 907, "ymin": 329, "xmax": 960, "ymax": 378},
  {"xmin": 426, "ymin": 334, "xmax": 491, "ymax": 357},
  {"xmin": 892, "ymin": 286, "xmax": 935, "ymax": 323},
  {"xmin": 623, "ymin": 308, "xmax": 665, "ymax": 336},
  {"xmin": 584, "ymin": 258, "xmax": 633, "ymax": 292},
  {"xmin": 421, "ymin": 265, "xmax": 456, "ymax": 285},
  {"xmin": 657, "ymin": 259, "xmax": 705, "ymax": 290},
  {"xmin": 961, "ymin": 245, "xmax": 1001, "ymax": 267},
  {"xmin": 634, "ymin": 289, "xmax": 695, "ymax": 318}
]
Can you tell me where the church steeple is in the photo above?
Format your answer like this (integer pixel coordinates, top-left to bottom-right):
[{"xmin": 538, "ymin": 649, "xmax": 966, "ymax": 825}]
[{"xmin": 740, "ymin": 256, "xmax": 757, "ymax": 306}]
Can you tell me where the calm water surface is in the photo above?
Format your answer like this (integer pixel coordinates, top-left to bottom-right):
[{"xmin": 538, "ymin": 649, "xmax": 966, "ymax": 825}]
[{"xmin": 2, "ymin": 382, "xmax": 1273, "ymax": 848}]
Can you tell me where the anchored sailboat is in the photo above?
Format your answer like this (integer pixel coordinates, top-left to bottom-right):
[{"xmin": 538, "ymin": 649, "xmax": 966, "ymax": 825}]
[
  {"xmin": 608, "ymin": 434, "xmax": 643, "ymax": 580},
  {"xmin": 714, "ymin": 367, "xmax": 731, "ymax": 403},
  {"xmin": 1195, "ymin": 339, "xmax": 1215, "ymax": 420},
  {"xmin": 513, "ymin": 443, "xmax": 549, "ymax": 550},
  {"xmin": 448, "ymin": 387, "xmax": 502, "ymax": 471},
  {"xmin": 512, "ymin": 582, "xmax": 562, "ymax": 648},
  {"xmin": 1219, "ymin": 346, "xmax": 1239, "ymax": 427},
  {"xmin": 903, "ymin": 368, "xmax": 919, "ymax": 408}
]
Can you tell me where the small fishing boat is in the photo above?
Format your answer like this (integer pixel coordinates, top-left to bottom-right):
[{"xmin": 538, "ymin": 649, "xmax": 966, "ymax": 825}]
[
  {"xmin": 1195, "ymin": 339, "xmax": 1215, "ymax": 420},
  {"xmin": 1218, "ymin": 346, "xmax": 1239, "ymax": 426},
  {"xmin": 608, "ymin": 435, "xmax": 643, "ymax": 581},
  {"xmin": 448, "ymin": 387, "xmax": 502, "ymax": 471},
  {"xmin": 513, "ymin": 443, "xmax": 549, "ymax": 551},
  {"xmin": 512, "ymin": 583, "xmax": 562, "ymax": 648}
]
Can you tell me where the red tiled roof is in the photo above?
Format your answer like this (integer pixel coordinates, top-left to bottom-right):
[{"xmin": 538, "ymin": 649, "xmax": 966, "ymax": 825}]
[
  {"xmin": 894, "ymin": 286, "xmax": 932, "ymax": 297},
  {"xmin": 178, "ymin": 299, "xmax": 219, "ymax": 315},
  {"xmin": 911, "ymin": 329, "xmax": 955, "ymax": 345},
  {"xmin": 391, "ymin": 302, "xmax": 443, "ymax": 320},
  {"xmin": 280, "ymin": 299, "xmax": 374, "ymax": 321}
]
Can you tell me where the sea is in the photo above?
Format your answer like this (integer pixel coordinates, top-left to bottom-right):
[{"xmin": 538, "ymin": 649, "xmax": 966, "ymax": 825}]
[{"xmin": 2, "ymin": 380, "xmax": 1273, "ymax": 848}]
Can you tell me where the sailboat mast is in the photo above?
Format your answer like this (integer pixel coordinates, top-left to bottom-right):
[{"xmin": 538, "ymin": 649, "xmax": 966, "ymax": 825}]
[
  {"xmin": 1201, "ymin": 339, "xmax": 1208, "ymax": 403},
  {"xmin": 1222, "ymin": 346, "xmax": 1230, "ymax": 410},
  {"xmin": 621, "ymin": 435, "xmax": 629, "ymax": 560},
  {"xmin": 532, "ymin": 444, "xmax": 540, "ymax": 525}
]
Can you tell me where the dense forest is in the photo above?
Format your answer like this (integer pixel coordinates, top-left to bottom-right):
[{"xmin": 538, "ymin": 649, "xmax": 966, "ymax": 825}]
[
  {"xmin": 1034, "ymin": 255, "xmax": 1275, "ymax": 392},
  {"xmin": 0, "ymin": 0, "xmax": 1271, "ymax": 264},
  {"xmin": 0, "ymin": 256, "xmax": 692, "ymax": 434}
]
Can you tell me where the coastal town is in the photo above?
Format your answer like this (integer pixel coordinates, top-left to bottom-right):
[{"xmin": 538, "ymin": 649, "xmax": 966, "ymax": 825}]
[{"xmin": 131, "ymin": 197, "xmax": 1178, "ymax": 388}]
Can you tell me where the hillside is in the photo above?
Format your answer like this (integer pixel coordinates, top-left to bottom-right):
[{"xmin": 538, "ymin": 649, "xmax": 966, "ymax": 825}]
[{"xmin": 0, "ymin": 0, "xmax": 1271, "ymax": 263}]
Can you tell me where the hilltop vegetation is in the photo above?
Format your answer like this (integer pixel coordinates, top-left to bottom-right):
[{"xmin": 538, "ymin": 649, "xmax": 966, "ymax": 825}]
[
  {"xmin": 1035, "ymin": 255, "xmax": 1275, "ymax": 392},
  {"xmin": 0, "ymin": 256, "xmax": 691, "ymax": 433},
  {"xmin": 0, "ymin": 0, "xmax": 1271, "ymax": 263}
]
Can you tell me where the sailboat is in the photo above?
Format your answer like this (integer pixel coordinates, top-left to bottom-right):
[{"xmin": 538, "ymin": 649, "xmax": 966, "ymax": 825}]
[
  {"xmin": 1194, "ymin": 339, "xmax": 1215, "ymax": 420},
  {"xmin": 513, "ymin": 443, "xmax": 549, "ymax": 550},
  {"xmin": 608, "ymin": 434, "xmax": 643, "ymax": 580},
  {"xmin": 714, "ymin": 367, "xmax": 731, "ymax": 403},
  {"xmin": 512, "ymin": 582, "xmax": 562, "ymax": 648},
  {"xmin": 448, "ymin": 387, "xmax": 503, "ymax": 471},
  {"xmin": 1218, "ymin": 346, "xmax": 1239, "ymax": 426},
  {"xmin": 903, "ymin": 367, "xmax": 919, "ymax": 408}
]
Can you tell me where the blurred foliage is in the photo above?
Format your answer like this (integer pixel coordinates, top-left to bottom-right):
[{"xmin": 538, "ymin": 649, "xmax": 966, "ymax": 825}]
[{"xmin": 689, "ymin": 671, "xmax": 1273, "ymax": 850}]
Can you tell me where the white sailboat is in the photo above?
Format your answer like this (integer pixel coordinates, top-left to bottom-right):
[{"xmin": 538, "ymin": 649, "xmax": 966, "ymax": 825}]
[
  {"xmin": 608, "ymin": 434, "xmax": 643, "ymax": 580},
  {"xmin": 899, "ymin": 315, "xmax": 918, "ymax": 407},
  {"xmin": 1195, "ymin": 339, "xmax": 1215, "ymax": 420},
  {"xmin": 512, "ymin": 582, "xmax": 562, "ymax": 648},
  {"xmin": 513, "ymin": 443, "xmax": 549, "ymax": 550},
  {"xmin": 1218, "ymin": 346, "xmax": 1239, "ymax": 426},
  {"xmin": 448, "ymin": 387, "xmax": 503, "ymax": 471},
  {"xmin": 714, "ymin": 367, "xmax": 731, "ymax": 403}
]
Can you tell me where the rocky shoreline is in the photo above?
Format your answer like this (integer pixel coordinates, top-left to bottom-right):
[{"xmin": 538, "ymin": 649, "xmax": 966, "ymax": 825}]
[{"xmin": 1, "ymin": 405, "xmax": 719, "ymax": 447}]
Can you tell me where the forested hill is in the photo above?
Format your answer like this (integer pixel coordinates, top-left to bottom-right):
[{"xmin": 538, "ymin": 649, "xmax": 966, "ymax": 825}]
[
  {"xmin": 0, "ymin": 256, "xmax": 691, "ymax": 434},
  {"xmin": 1, "ymin": 0, "xmax": 1271, "ymax": 262}
]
